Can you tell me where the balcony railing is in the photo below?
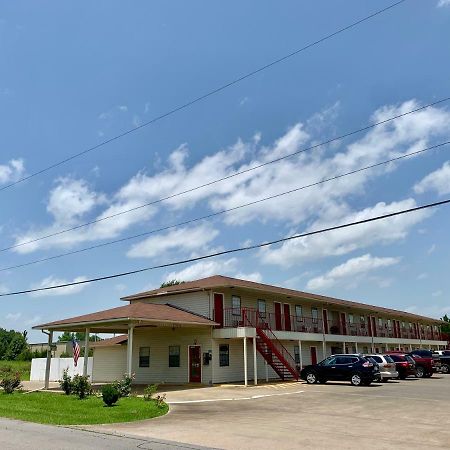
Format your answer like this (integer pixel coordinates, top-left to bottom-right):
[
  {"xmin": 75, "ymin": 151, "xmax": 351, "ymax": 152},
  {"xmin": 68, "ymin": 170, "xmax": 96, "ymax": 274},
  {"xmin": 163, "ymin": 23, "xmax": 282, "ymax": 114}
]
[{"xmin": 218, "ymin": 308, "xmax": 443, "ymax": 341}]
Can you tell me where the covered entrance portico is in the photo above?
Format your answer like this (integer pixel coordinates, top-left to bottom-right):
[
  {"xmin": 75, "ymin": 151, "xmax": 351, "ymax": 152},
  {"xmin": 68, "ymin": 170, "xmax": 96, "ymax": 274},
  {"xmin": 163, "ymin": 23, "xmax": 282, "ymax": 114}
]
[{"xmin": 33, "ymin": 303, "xmax": 217, "ymax": 388}]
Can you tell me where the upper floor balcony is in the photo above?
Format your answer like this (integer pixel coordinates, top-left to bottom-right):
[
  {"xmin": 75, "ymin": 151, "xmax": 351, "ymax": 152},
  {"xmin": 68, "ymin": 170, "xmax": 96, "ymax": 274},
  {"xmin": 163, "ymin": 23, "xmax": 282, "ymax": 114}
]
[{"xmin": 219, "ymin": 307, "xmax": 443, "ymax": 342}]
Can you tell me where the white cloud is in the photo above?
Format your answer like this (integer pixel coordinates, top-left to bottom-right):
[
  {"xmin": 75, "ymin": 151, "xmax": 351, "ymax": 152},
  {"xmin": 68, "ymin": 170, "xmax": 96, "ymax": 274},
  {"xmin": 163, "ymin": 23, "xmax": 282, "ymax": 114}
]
[
  {"xmin": 29, "ymin": 276, "xmax": 88, "ymax": 297},
  {"xmin": 234, "ymin": 272, "xmax": 263, "ymax": 283},
  {"xmin": 127, "ymin": 224, "xmax": 219, "ymax": 259},
  {"xmin": 427, "ymin": 244, "xmax": 436, "ymax": 255},
  {"xmin": 6, "ymin": 312, "xmax": 22, "ymax": 321},
  {"xmin": 432, "ymin": 290, "xmax": 443, "ymax": 297},
  {"xmin": 0, "ymin": 159, "xmax": 25, "ymax": 185},
  {"xmin": 164, "ymin": 258, "xmax": 237, "ymax": 282},
  {"xmin": 414, "ymin": 161, "xmax": 450, "ymax": 196},
  {"xmin": 25, "ymin": 315, "xmax": 42, "ymax": 326},
  {"xmin": 261, "ymin": 199, "xmax": 430, "ymax": 267},
  {"xmin": 12, "ymin": 99, "xmax": 450, "ymax": 259},
  {"xmin": 306, "ymin": 254, "xmax": 400, "ymax": 290},
  {"xmin": 437, "ymin": 0, "xmax": 450, "ymax": 7},
  {"xmin": 417, "ymin": 272, "xmax": 428, "ymax": 280}
]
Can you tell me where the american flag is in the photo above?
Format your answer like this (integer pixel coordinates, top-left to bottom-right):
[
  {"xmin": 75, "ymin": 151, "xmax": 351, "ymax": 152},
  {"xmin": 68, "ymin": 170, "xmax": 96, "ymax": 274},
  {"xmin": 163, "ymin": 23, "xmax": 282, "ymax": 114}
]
[{"xmin": 72, "ymin": 338, "xmax": 80, "ymax": 367}]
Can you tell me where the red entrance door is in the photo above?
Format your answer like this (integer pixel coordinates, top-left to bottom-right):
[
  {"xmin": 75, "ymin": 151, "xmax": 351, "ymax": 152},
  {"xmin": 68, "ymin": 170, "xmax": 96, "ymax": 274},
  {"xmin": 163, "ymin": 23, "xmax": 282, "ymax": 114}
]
[
  {"xmin": 189, "ymin": 346, "xmax": 201, "ymax": 383},
  {"xmin": 340, "ymin": 313, "xmax": 347, "ymax": 335},
  {"xmin": 371, "ymin": 317, "xmax": 377, "ymax": 337},
  {"xmin": 213, "ymin": 293, "xmax": 224, "ymax": 328},
  {"xmin": 283, "ymin": 304, "xmax": 291, "ymax": 331},
  {"xmin": 274, "ymin": 303, "xmax": 282, "ymax": 330},
  {"xmin": 310, "ymin": 347, "xmax": 317, "ymax": 365},
  {"xmin": 322, "ymin": 310, "xmax": 329, "ymax": 334}
]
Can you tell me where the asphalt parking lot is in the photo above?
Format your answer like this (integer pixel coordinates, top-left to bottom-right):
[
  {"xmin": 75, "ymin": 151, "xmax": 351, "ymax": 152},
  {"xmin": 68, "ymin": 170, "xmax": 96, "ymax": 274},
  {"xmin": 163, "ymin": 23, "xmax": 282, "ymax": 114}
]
[{"xmin": 88, "ymin": 376, "xmax": 450, "ymax": 450}]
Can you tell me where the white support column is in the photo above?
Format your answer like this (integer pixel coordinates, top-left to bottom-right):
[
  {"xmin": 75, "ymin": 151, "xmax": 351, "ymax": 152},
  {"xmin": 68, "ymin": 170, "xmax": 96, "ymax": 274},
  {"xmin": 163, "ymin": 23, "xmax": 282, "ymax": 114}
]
[
  {"xmin": 252, "ymin": 337, "xmax": 257, "ymax": 386},
  {"xmin": 398, "ymin": 343, "xmax": 401, "ymax": 351},
  {"xmin": 298, "ymin": 340, "xmax": 303, "ymax": 370},
  {"xmin": 243, "ymin": 338, "xmax": 248, "ymax": 386},
  {"xmin": 343, "ymin": 342, "xmax": 346, "ymax": 354},
  {"xmin": 322, "ymin": 336, "xmax": 326, "ymax": 359},
  {"xmin": 409, "ymin": 344, "xmax": 413, "ymax": 352},
  {"xmin": 429, "ymin": 344, "xmax": 431, "ymax": 350},
  {"xmin": 83, "ymin": 328, "xmax": 90, "ymax": 377},
  {"xmin": 44, "ymin": 330, "xmax": 53, "ymax": 389},
  {"xmin": 265, "ymin": 361, "xmax": 269, "ymax": 382},
  {"xmin": 127, "ymin": 324, "xmax": 134, "ymax": 376},
  {"xmin": 355, "ymin": 342, "xmax": 359, "ymax": 353}
]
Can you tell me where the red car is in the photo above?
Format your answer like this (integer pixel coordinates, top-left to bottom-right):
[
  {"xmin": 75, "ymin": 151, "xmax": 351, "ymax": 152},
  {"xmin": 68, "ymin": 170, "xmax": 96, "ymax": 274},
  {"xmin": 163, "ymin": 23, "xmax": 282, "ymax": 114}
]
[
  {"xmin": 408, "ymin": 350, "xmax": 437, "ymax": 378},
  {"xmin": 386, "ymin": 352, "xmax": 416, "ymax": 379}
]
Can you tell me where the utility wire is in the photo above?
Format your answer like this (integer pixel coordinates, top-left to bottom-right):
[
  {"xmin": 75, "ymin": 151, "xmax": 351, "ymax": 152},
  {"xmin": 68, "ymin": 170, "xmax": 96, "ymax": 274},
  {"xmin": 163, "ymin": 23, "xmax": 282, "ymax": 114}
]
[
  {"xmin": 1, "ymin": 140, "xmax": 449, "ymax": 273},
  {"xmin": 4, "ymin": 94, "xmax": 448, "ymax": 254},
  {"xmin": 0, "ymin": 0, "xmax": 407, "ymax": 194},
  {"xmin": 1, "ymin": 196, "xmax": 448, "ymax": 297}
]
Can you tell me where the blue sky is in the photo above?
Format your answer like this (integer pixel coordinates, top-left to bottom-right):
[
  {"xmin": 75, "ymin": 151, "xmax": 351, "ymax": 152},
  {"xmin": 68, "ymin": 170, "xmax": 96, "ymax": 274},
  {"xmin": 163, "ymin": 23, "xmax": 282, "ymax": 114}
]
[{"xmin": 1, "ymin": 1, "xmax": 450, "ymax": 342}]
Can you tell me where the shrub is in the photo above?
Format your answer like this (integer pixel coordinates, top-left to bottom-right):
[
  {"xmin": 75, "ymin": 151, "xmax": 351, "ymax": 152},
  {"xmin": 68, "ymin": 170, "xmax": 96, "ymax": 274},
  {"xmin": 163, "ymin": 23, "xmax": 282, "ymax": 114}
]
[
  {"xmin": 101, "ymin": 384, "xmax": 119, "ymax": 407},
  {"xmin": 0, "ymin": 366, "xmax": 22, "ymax": 394},
  {"xmin": 112, "ymin": 373, "xmax": 135, "ymax": 397},
  {"xmin": 143, "ymin": 384, "xmax": 158, "ymax": 401},
  {"xmin": 72, "ymin": 374, "xmax": 92, "ymax": 399},
  {"xmin": 59, "ymin": 368, "xmax": 72, "ymax": 395},
  {"xmin": 155, "ymin": 393, "xmax": 167, "ymax": 408}
]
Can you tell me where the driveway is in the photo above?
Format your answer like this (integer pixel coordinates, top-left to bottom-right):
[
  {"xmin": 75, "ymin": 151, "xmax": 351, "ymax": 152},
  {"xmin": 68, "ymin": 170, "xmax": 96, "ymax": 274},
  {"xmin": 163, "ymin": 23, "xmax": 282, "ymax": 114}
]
[{"xmin": 87, "ymin": 377, "xmax": 450, "ymax": 449}]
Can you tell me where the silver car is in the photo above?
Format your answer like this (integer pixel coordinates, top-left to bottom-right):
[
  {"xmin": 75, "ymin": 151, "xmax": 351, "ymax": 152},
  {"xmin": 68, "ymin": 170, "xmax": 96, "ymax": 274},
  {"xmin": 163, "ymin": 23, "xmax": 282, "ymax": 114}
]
[{"xmin": 365, "ymin": 354, "xmax": 398, "ymax": 382}]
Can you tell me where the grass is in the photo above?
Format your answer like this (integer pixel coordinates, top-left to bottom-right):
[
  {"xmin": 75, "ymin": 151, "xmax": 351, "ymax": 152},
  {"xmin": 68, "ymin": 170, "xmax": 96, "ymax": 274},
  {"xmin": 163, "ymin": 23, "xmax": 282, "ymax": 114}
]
[
  {"xmin": 0, "ymin": 392, "xmax": 168, "ymax": 425},
  {"xmin": 0, "ymin": 361, "xmax": 31, "ymax": 381}
]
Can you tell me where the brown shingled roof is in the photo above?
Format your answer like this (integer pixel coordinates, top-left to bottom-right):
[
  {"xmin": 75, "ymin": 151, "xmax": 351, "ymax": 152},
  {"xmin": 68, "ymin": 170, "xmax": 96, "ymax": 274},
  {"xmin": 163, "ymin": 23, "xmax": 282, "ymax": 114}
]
[
  {"xmin": 33, "ymin": 302, "xmax": 217, "ymax": 331},
  {"xmin": 90, "ymin": 335, "xmax": 128, "ymax": 347},
  {"xmin": 121, "ymin": 275, "xmax": 442, "ymax": 324}
]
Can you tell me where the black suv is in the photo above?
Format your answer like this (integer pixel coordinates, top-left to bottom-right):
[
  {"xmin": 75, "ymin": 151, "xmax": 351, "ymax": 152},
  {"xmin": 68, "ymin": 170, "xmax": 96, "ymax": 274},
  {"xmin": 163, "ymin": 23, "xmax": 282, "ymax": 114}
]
[{"xmin": 300, "ymin": 354, "xmax": 379, "ymax": 386}]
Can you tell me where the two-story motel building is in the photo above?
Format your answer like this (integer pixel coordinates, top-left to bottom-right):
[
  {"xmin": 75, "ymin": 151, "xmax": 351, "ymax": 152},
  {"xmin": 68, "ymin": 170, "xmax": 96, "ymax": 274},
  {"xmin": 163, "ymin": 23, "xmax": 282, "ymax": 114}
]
[{"xmin": 34, "ymin": 275, "xmax": 447, "ymax": 387}]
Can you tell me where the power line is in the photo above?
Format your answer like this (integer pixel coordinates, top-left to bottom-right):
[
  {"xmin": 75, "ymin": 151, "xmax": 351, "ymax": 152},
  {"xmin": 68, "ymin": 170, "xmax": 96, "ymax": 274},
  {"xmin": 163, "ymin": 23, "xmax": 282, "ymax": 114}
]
[
  {"xmin": 1, "ymin": 196, "xmax": 448, "ymax": 297},
  {"xmin": 4, "ymin": 95, "xmax": 448, "ymax": 254},
  {"xmin": 0, "ymin": 0, "xmax": 407, "ymax": 194},
  {"xmin": 2, "ymin": 140, "xmax": 449, "ymax": 273}
]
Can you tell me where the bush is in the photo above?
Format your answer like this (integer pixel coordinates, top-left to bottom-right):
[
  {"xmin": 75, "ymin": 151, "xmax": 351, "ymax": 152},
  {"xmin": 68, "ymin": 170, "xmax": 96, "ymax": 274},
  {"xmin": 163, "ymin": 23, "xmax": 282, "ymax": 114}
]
[
  {"xmin": 0, "ymin": 366, "xmax": 22, "ymax": 394},
  {"xmin": 72, "ymin": 374, "xmax": 92, "ymax": 399},
  {"xmin": 112, "ymin": 373, "xmax": 134, "ymax": 398},
  {"xmin": 59, "ymin": 368, "xmax": 72, "ymax": 395},
  {"xmin": 155, "ymin": 393, "xmax": 167, "ymax": 408},
  {"xmin": 143, "ymin": 384, "xmax": 158, "ymax": 401},
  {"xmin": 101, "ymin": 384, "xmax": 119, "ymax": 407}
]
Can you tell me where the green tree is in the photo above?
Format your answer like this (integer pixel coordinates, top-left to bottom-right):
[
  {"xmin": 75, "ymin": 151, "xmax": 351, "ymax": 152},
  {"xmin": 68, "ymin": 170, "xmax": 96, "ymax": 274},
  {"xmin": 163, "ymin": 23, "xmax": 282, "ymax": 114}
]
[
  {"xmin": 4, "ymin": 334, "xmax": 27, "ymax": 360},
  {"xmin": 160, "ymin": 280, "xmax": 184, "ymax": 288},
  {"xmin": 58, "ymin": 331, "xmax": 101, "ymax": 342},
  {"xmin": 441, "ymin": 315, "xmax": 450, "ymax": 333}
]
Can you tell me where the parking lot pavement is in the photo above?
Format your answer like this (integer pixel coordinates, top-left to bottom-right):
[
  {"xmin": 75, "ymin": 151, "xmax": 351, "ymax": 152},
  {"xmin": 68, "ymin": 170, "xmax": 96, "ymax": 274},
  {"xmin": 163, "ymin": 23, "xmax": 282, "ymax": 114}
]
[{"xmin": 87, "ymin": 376, "xmax": 450, "ymax": 450}]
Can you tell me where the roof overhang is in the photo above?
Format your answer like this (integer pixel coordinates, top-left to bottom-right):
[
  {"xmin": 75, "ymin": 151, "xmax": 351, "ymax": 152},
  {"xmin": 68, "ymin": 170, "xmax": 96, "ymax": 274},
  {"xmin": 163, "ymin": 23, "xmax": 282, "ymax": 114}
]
[{"xmin": 33, "ymin": 317, "xmax": 217, "ymax": 333}]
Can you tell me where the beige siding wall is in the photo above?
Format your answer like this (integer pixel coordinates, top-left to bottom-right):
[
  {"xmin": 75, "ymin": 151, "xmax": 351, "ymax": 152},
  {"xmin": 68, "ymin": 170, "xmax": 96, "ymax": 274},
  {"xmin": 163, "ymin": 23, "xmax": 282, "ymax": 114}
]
[
  {"xmin": 135, "ymin": 291, "xmax": 212, "ymax": 319},
  {"xmin": 92, "ymin": 346, "xmax": 127, "ymax": 382},
  {"xmin": 131, "ymin": 326, "xmax": 213, "ymax": 385}
]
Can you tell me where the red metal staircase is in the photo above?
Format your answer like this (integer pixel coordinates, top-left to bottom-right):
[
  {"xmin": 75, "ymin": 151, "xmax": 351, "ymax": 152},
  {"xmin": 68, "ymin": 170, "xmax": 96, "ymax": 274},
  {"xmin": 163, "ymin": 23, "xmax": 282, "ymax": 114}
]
[{"xmin": 243, "ymin": 309, "xmax": 299, "ymax": 381}]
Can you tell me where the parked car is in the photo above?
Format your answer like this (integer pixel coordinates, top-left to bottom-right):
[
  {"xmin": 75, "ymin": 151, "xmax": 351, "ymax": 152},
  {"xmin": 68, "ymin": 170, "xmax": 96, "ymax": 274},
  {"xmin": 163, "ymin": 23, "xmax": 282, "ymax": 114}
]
[
  {"xmin": 386, "ymin": 353, "xmax": 416, "ymax": 379},
  {"xmin": 300, "ymin": 354, "xmax": 379, "ymax": 386},
  {"xmin": 433, "ymin": 350, "xmax": 450, "ymax": 374},
  {"xmin": 408, "ymin": 350, "xmax": 438, "ymax": 378},
  {"xmin": 364, "ymin": 354, "xmax": 398, "ymax": 382}
]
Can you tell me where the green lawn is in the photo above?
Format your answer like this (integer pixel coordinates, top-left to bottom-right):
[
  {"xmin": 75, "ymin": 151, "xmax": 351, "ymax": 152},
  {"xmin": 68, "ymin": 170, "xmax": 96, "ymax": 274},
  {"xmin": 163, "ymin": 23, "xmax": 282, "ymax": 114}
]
[
  {"xmin": 0, "ymin": 361, "xmax": 31, "ymax": 381},
  {"xmin": 0, "ymin": 392, "xmax": 168, "ymax": 425}
]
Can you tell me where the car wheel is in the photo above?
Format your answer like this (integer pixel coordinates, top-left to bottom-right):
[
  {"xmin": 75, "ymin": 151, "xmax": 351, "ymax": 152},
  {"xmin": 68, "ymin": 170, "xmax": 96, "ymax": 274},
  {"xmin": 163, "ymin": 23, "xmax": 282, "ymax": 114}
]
[
  {"xmin": 362, "ymin": 379, "xmax": 372, "ymax": 386},
  {"xmin": 318, "ymin": 378, "xmax": 327, "ymax": 384},
  {"xmin": 350, "ymin": 373, "xmax": 362, "ymax": 386},
  {"xmin": 305, "ymin": 372, "xmax": 317, "ymax": 384},
  {"xmin": 382, "ymin": 378, "xmax": 389, "ymax": 383},
  {"xmin": 399, "ymin": 374, "xmax": 407, "ymax": 380},
  {"xmin": 441, "ymin": 364, "xmax": 450, "ymax": 374},
  {"xmin": 424, "ymin": 372, "xmax": 432, "ymax": 378},
  {"xmin": 415, "ymin": 366, "xmax": 425, "ymax": 378}
]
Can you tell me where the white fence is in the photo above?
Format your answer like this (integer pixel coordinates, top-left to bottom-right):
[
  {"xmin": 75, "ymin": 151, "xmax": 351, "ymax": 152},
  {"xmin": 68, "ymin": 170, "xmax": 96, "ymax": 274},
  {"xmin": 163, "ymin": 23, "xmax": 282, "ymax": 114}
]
[{"xmin": 30, "ymin": 357, "xmax": 93, "ymax": 382}]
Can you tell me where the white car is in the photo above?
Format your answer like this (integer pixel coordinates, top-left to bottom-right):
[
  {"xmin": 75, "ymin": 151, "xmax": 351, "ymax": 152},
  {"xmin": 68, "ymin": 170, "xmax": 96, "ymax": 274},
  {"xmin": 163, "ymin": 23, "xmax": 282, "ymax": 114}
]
[{"xmin": 365, "ymin": 354, "xmax": 398, "ymax": 382}]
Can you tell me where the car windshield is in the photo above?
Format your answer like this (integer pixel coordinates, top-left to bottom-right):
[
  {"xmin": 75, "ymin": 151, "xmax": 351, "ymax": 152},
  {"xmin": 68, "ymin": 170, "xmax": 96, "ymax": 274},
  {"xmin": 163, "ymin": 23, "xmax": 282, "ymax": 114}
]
[
  {"xmin": 384, "ymin": 355, "xmax": 394, "ymax": 363},
  {"xmin": 389, "ymin": 354, "xmax": 403, "ymax": 362},
  {"xmin": 405, "ymin": 355, "xmax": 415, "ymax": 363}
]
